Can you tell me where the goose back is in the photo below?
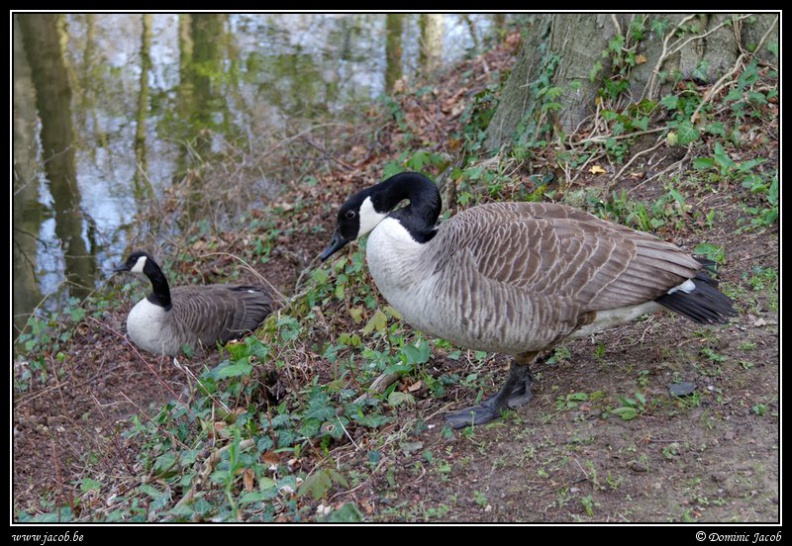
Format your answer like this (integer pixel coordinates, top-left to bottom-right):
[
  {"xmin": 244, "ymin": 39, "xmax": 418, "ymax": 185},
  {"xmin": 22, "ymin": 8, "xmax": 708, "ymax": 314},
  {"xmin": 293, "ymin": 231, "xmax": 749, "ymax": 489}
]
[{"xmin": 366, "ymin": 200, "xmax": 717, "ymax": 354}]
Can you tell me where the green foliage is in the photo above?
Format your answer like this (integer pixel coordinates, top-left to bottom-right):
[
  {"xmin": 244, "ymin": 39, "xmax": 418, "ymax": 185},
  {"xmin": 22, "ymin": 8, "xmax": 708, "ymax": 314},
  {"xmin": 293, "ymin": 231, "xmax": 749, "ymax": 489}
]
[
  {"xmin": 693, "ymin": 243, "xmax": 726, "ymax": 265},
  {"xmin": 600, "ymin": 188, "xmax": 690, "ymax": 233},
  {"xmin": 612, "ymin": 392, "xmax": 647, "ymax": 421},
  {"xmin": 383, "ymin": 149, "xmax": 450, "ymax": 179},
  {"xmin": 741, "ymin": 171, "xmax": 778, "ymax": 228},
  {"xmin": 724, "ymin": 60, "xmax": 773, "ymax": 121},
  {"xmin": 555, "ymin": 392, "xmax": 588, "ymax": 411}
]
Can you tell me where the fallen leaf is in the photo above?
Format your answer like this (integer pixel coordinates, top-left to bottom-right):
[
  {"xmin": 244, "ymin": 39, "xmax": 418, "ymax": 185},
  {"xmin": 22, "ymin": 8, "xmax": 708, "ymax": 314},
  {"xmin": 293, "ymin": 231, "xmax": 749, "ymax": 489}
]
[
  {"xmin": 243, "ymin": 468, "xmax": 255, "ymax": 492},
  {"xmin": 589, "ymin": 165, "xmax": 606, "ymax": 175},
  {"xmin": 261, "ymin": 451, "xmax": 280, "ymax": 465},
  {"xmin": 635, "ymin": 54, "xmax": 648, "ymax": 64}
]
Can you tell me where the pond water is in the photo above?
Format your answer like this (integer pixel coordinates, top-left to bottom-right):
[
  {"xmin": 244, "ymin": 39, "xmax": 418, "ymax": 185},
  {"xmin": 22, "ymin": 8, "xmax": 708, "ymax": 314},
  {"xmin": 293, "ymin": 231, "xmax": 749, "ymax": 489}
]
[{"xmin": 12, "ymin": 13, "xmax": 503, "ymax": 335}]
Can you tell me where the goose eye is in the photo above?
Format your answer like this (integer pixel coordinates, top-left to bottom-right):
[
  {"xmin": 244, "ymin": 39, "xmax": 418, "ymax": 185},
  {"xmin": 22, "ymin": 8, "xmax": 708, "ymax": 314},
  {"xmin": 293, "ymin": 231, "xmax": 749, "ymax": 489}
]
[{"xmin": 345, "ymin": 210, "xmax": 356, "ymax": 220}]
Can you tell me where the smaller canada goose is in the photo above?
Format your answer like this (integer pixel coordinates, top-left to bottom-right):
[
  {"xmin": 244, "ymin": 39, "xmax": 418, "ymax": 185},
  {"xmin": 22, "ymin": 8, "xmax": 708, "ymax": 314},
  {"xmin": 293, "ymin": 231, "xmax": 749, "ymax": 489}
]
[
  {"xmin": 321, "ymin": 172, "xmax": 737, "ymax": 428},
  {"xmin": 114, "ymin": 251, "xmax": 274, "ymax": 356}
]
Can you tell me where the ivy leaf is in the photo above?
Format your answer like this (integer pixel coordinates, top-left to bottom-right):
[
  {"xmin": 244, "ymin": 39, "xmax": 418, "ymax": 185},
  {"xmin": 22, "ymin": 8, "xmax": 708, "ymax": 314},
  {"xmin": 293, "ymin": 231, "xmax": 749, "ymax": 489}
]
[
  {"xmin": 401, "ymin": 339, "xmax": 431, "ymax": 365},
  {"xmin": 387, "ymin": 391, "xmax": 415, "ymax": 407},
  {"xmin": 298, "ymin": 470, "xmax": 332, "ymax": 500},
  {"xmin": 216, "ymin": 360, "xmax": 253, "ymax": 379},
  {"xmin": 660, "ymin": 95, "xmax": 679, "ymax": 110},
  {"xmin": 327, "ymin": 503, "xmax": 364, "ymax": 522},
  {"xmin": 362, "ymin": 309, "xmax": 388, "ymax": 335},
  {"xmin": 676, "ymin": 120, "xmax": 700, "ymax": 145}
]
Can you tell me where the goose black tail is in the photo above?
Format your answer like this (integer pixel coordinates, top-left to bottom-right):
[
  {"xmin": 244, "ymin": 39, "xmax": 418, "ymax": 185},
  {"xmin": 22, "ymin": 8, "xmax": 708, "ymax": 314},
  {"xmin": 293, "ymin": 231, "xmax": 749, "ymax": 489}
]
[{"xmin": 655, "ymin": 268, "xmax": 737, "ymax": 324}]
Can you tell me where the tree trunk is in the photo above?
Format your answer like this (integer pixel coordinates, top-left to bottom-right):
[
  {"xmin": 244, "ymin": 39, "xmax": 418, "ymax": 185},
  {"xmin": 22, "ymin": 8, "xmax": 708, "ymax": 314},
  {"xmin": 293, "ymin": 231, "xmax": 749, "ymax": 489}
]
[
  {"xmin": 133, "ymin": 14, "xmax": 154, "ymax": 201},
  {"xmin": 13, "ymin": 16, "xmax": 43, "ymax": 336},
  {"xmin": 419, "ymin": 14, "xmax": 444, "ymax": 76},
  {"xmin": 385, "ymin": 14, "xmax": 404, "ymax": 92},
  {"xmin": 485, "ymin": 13, "xmax": 778, "ymax": 152}
]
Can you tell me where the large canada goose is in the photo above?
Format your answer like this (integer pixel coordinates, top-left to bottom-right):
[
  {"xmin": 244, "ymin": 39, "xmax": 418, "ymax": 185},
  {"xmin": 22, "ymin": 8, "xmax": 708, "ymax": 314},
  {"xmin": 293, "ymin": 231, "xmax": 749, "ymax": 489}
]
[
  {"xmin": 114, "ymin": 251, "xmax": 274, "ymax": 356},
  {"xmin": 321, "ymin": 172, "xmax": 737, "ymax": 428}
]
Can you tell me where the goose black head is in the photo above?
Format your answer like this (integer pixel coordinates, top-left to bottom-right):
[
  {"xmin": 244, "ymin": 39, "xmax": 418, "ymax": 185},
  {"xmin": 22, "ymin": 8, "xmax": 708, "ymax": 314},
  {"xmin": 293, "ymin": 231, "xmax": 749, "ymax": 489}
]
[
  {"xmin": 320, "ymin": 185, "xmax": 389, "ymax": 261},
  {"xmin": 320, "ymin": 172, "xmax": 441, "ymax": 262},
  {"xmin": 115, "ymin": 251, "xmax": 160, "ymax": 276}
]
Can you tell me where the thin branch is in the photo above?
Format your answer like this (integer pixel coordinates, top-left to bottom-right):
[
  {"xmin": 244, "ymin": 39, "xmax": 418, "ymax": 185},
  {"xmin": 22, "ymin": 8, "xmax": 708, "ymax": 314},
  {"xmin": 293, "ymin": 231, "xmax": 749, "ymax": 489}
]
[
  {"xmin": 667, "ymin": 14, "xmax": 753, "ymax": 61},
  {"xmin": 575, "ymin": 126, "xmax": 667, "ymax": 145},
  {"xmin": 606, "ymin": 140, "xmax": 664, "ymax": 194},
  {"xmin": 643, "ymin": 14, "xmax": 697, "ymax": 101},
  {"xmin": 610, "ymin": 14, "xmax": 621, "ymax": 37},
  {"xmin": 627, "ymin": 146, "xmax": 693, "ymax": 195},
  {"xmin": 87, "ymin": 316, "xmax": 199, "ymax": 421}
]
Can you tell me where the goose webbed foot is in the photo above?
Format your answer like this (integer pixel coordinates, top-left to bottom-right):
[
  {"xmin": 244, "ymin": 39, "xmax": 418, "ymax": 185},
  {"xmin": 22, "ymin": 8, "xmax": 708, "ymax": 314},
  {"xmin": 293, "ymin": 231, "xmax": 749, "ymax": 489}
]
[
  {"xmin": 445, "ymin": 362, "xmax": 534, "ymax": 429},
  {"xmin": 445, "ymin": 397, "xmax": 503, "ymax": 429}
]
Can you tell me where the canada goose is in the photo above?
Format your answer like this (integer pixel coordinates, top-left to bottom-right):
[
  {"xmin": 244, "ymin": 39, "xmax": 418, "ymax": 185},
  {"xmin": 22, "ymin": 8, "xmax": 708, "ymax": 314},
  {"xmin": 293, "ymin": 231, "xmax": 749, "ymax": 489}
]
[
  {"xmin": 321, "ymin": 172, "xmax": 736, "ymax": 428},
  {"xmin": 114, "ymin": 251, "xmax": 274, "ymax": 356}
]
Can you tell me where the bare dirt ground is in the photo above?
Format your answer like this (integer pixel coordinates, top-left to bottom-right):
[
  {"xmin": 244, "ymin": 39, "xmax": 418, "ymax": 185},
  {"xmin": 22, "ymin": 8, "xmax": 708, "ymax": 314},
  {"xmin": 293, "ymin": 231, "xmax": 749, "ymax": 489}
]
[{"xmin": 12, "ymin": 32, "xmax": 779, "ymax": 524}]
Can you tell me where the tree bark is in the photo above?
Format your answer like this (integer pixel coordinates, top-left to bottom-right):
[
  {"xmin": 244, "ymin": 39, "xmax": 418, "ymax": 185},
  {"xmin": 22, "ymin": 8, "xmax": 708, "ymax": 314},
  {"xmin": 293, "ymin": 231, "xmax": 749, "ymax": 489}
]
[
  {"xmin": 385, "ymin": 14, "xmax": 404, "ymax": 92},
  {"xmin": 419, "ymin": 14, "xmax": 444, "ymax": 76},
  {"xmin": 485, "ymin": 13, "xmax": 778, "ymax": 152}
]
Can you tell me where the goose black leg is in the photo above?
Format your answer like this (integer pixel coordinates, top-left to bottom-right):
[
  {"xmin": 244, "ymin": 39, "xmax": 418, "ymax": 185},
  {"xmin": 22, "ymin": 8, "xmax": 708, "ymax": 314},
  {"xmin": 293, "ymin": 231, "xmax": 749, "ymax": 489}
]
[{"xmin": 445, "ymin": 352, "xmax": 536, "ymax": 429}]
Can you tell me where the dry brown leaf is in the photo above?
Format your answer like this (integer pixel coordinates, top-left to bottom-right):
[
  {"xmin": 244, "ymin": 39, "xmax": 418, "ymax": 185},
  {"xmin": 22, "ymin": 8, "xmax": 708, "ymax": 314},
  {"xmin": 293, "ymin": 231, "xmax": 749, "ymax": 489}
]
[
  {"xmin": 261, "ymin": 451, "xmax": 280, "ymax": 465},
  {"xmin": 243, "ymin": 468, "xmax": 255, "ymax": 492},
  {"xmin": 635, "ymin": 54, "xmax": 648, "ymax": 65}
]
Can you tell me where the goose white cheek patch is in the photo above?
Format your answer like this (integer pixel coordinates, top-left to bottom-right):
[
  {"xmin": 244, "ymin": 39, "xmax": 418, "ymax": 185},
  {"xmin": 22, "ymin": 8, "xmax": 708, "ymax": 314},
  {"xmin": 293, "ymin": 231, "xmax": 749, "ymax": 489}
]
[
  {"xmin": 358, "ymin": 196, "xmax": 388, "ymax": 236},
  {"xmin": 131, "ymin": 256, "xmax": 148, "ymax": 274}
]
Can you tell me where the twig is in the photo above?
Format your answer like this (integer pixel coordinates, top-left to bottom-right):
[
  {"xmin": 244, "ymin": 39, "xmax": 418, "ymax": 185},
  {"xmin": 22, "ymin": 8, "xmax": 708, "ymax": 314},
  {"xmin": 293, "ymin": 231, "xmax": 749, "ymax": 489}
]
[
  {"xmin": 301, "ymin": 136, "xmax": 355, "ymax": 172},
  {"xmin": 606, "ymin": 140, "xmax": 664, "ymax": 195},
  {"xmin": 423, "ymin": 402, "xmax": 455, "ymax": 423},
  {"xmin": 575, "ymin": 126, "xmax": 667, "ymax": 145},
  {"xmin": 610, "ymin": 14, "xmax": 621, "ymax": 37},
  {"xmin": 353, "ymin": 371, "xmax": 401, "ymax": 403},
  {"xmin": 734, "ymin": 250, "xmax": 779, "ymax": 263},
  {"xmin": 689, "ymin": 53, "xmax": 748, "ymax": 124},
  {"xmin": 689, "ymin": 14, "xmax": 779, "ymax": 124},
  {"xmin": 87, "ymin": 316, "xmax": 198, "ymax": 421},
  {"xmin": 338, "ymin": 419, "xmax": 361, "ymax": 452},
  {"xmin": 643, "ymin": 14, "xmax": 697, "ymax": 101},
  {"xmin": 627, "ymin": 146, "xmax": 693, "ymax": 195},
  {"xmin": 171, "ymin": 439, "xmax": 255, "ymax": 514},
  {"xmin": 197, "ymin": 251, "xmax": 286, "ymax": 302},
  {"xmin": 667, "ymin": 14, "xmax": 753, "ymax": 62}
]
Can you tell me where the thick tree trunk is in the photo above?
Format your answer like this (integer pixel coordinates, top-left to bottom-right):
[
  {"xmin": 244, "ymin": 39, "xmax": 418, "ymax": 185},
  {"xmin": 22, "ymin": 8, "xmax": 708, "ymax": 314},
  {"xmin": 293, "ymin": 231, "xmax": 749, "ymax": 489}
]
[
  {"xmin": 385, "ymin": 14, "xmax": 404, "ymax": 92},
  {"xmin": 485, "ymin": 13, "xmax": 778, "ymax": 152},
  {"xmin": 419, "ymin": 14, "xmax": 444, "ymax": 75}
]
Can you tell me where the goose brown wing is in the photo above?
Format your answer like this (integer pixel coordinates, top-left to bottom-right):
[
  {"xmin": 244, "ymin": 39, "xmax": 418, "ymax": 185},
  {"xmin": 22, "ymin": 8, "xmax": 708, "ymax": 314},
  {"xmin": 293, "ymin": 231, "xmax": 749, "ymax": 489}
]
[
  {"xmin": 435, "ymin": 202, "xmax": 702, "ymax": 311},
  {"xmin": 170, "ymin": 285, "xmax": 274, "ymax": 347}
]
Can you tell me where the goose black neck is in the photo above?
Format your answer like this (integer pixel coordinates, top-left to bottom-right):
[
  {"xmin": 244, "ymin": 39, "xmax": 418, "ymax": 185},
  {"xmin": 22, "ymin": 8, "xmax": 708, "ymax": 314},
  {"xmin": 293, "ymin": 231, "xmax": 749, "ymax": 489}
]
[
  {"xmin": 144, "ymin": 260, "xmax": 173, "ymax": 310},
  {"xmin": 378, "ymin": 172, "xmax": 441, "ymax": 243}
]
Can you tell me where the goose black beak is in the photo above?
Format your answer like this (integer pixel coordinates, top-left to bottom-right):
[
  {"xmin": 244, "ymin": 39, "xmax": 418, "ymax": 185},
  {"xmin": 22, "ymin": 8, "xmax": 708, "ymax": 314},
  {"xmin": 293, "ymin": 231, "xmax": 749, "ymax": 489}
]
[
  {"xmin": 320, "ymin": 230, "xmax": 352, "ymax": 262},
  {"xmin": 113, "ymin": 264, "xmax": 130, "ymax": 274}
]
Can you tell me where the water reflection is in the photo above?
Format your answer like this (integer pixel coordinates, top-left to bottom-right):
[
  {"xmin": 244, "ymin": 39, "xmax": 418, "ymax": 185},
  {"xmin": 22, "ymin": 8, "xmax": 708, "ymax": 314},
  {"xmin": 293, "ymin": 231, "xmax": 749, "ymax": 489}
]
[
  {"xmin": 12, "ymin": 13, "xmax": 497, "ymax": 336},
  {"xmin": 16, "ymin": 14, "xmax": 97, "ymax": 333}
]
